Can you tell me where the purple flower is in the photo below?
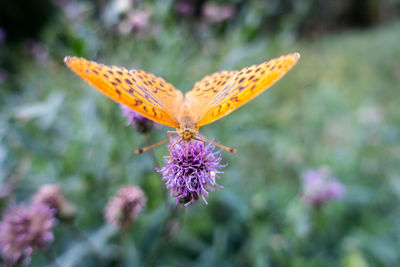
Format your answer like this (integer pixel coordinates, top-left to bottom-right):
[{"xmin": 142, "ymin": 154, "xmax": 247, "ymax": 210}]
[
  {"xmin": 157, "ymin": 138, "xmax": 226, "ymax": 206},
  {"xmin": 120, "ymin": 105, "xmax": 158, "ymax": 133},
  {"xmin": 105, "ymin": 186, "xmax": 147, "ymax": 229},
  {"xmin": 0, "ymin": 204, "xmax": 56, "ymax": 265},
  {"xmin": 301, "ymin": 167, "xmax": 346, "ymax": 207},
  {"xmin": 32, "ymin": 184, "xmax": 76, "ymax": 219}
]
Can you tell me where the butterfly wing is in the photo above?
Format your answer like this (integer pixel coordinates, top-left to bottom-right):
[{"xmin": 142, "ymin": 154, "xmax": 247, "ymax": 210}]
[
  {"xmin": 184, "ymin": 70, "xmax": 237, "ymax": 123},
  {"xmin": 65, "ymin": 56, "xmax": 182, "ymax": 128},
  {"xmin": 185, "ymin": 53, "xmax": 300, "ymax": 127}
]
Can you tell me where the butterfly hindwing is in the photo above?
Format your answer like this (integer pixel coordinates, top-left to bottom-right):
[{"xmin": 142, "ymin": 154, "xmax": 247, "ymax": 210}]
[
  {"xmin": 65, "ymin": 57, "xmax": 182, "ymax": 128},
  {"xmin": 185, "ymin": 53, "xmax": 300, "ymax": 127}
]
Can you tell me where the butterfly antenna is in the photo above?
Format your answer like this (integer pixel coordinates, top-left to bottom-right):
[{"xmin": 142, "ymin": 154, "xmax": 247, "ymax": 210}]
[{"xmin": 135, "ymin": 138, "xmax": 170, "ymax": 154}]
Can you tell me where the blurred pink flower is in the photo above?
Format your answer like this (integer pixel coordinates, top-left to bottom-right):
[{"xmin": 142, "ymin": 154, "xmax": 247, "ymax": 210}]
[
  {"xmin": 23, "ymin": 40, "xmax": 49, "ymax": 64},
  {"xmin": 175, "ymin": 0, "xmax": 195, "ymax": 17},
  {"xmin": 0, "ymin": 204, "xmax": 56, "ymax": 265},
  {"xmin": 120, "ymin": 104, "xmax": 159, "ymax": 133},
  {"xmin": 301, "ymin": 166, "xmax": 345, "ymax": 207},
  {"xmin": 105, "ymin": 186, "xmax": 147, "ymax": 229},
  {"xmin": 203, "ymin": 3, "xmax": 235, "ymax": 23},
  {"xmin": 32, "ymin": 184, "xmax": 76, "ymax": 219},
  {"xmin": 118, "ymin": 9, "xmax": 151, "ymax": 35}
]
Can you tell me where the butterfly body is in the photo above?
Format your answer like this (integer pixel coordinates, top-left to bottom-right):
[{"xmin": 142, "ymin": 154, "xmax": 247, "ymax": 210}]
[
  {"xmin": 65, "ymin": 53, "xmax": 300, "ymax": 153},
  {"xmin": 176, "ymin": 104, "xmax": 199, "ymax": 141}
]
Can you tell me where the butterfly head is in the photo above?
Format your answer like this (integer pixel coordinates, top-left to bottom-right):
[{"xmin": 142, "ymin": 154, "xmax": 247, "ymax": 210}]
[
  {"xmin": 178, "ymin": 127, "xmax": 197, "ymax": 141},
  {"xmin": 178, "ymin": 115, "xmax": 198, "ymax": 141}
]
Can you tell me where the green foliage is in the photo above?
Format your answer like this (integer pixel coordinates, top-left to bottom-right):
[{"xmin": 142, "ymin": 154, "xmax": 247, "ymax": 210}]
[{"xmin": 1, "ymin": 1, "xmax": 400, "ymax": 266}]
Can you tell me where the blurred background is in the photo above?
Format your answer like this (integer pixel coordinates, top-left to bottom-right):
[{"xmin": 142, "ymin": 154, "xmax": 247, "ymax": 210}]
[{"xmin": 1, "ymin": 0, "xmax": 400, "ymax": 266}]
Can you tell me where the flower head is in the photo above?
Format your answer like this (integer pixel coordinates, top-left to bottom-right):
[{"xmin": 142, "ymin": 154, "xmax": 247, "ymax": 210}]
[
  {"xmin": 105, "ymin": 186, "xmax": 147, "ymax": 229},
  {"xmin": 0, "ymin": 204, "xmax": 56, "ymax": 265},
  {"xmin": 120, "ymin": 105, "xmax": 158, "ymax": 133},
  {"xmin": 301, "ymin": 166, "xmax": 346, "ymax": 207},
  {"xmin": 158, "ymin": 138, "xmax": 226, "ymax": 206},
  {"xmin": 32, "ymin": 184, "xmax": 76, "ymax": 219}
]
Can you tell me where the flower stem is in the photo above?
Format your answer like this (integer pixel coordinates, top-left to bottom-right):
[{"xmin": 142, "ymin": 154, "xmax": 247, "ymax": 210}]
[
  {"xmin": 144, "ymin": 133, "xmax": 169, "ymax": 201},
  {"xmin": 68, "ymin": 222, "xmax": 103, "ymax": 261},
  {"xmin": 45, "ymin": 247, "xmax": 60, "ymax": 267},
  {"xmin": 119, "ymin": 227, "xmax": 138, "ymax": 266},
  {"xmin": 143, "ymin": 205, "xmax": 185, "ymax": 267},
  {"xmin": 144, "ymin": 133, "xmax": 160, "ymax": 169}
]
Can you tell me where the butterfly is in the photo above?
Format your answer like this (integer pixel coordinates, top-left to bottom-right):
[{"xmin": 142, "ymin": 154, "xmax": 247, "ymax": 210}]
[{"xmin": 65, "ymin": 53, "xmax": 300, "ymax": 157}]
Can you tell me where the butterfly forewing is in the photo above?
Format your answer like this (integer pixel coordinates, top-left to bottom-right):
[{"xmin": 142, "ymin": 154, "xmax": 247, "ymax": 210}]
[
  {"xmin": 65, "ymin": 57, "xmax": 182, "ymax": 128},
  {"xmin": 186, "ymin": 53, "xmax": 300, "ymax": 127}
]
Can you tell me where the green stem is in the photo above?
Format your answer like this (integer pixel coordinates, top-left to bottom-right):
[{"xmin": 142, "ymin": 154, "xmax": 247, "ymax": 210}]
[
  {"xmin": 143, "ymin": 205, "xmax": 185, "ymax": 267},
  {"xmin": 144, "ymin": 133, "xmax": 160, "ymax": 169},
  {"xmin": 119, "ymin": 227, "xmax": 138, "ymax": 266},
  {"xmin": 45, "ymin": 247, "xmax": 60, "ymax": 267},
  {"xmin": 68, "ymin": 222, "xmax": 103, "ymax": 261},
  {"xmin": 144, "ymin": 133, "xmax": 169, "ymax": 201}
]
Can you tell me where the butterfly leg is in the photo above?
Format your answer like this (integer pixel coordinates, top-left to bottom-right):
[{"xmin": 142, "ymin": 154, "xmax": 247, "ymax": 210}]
[
  {"xmin": 135, "ymin": 138, "xmax": 170, "ymax": 154},
  {"xmin": 200, "ymin": 137, "xmax": 237, "ymax": 153},
  {"xmin": 167, "ymin": 131, "xmax": 178, "ymax": 143},
  {"xmin": 192, "ymin": 136, "xmax": 206, "ymax": 152},
  {"xmin": 168, "ymin": 137, "xmax": 183, "ymax": 174}
]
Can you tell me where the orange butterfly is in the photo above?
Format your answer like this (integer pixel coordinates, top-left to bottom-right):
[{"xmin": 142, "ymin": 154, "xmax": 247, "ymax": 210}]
[{"xmin": 65, "ymin": 53, "xmax": 299, "ymax": 156}]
